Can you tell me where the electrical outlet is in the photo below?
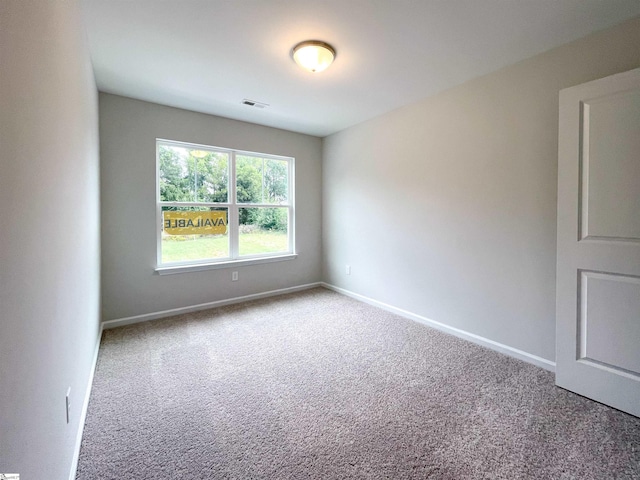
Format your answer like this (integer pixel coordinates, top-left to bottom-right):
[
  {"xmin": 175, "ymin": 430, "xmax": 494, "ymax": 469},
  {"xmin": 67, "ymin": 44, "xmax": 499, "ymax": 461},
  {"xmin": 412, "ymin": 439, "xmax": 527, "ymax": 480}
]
[
  {"xmin": 66, "ymin": 388, "xmax": 71, "ymax": 424},
  {"xmin": 346, "ymin": 265, "xmax": 351, "ymax": 275},
  {"xmin": 232, "ymin": 271, "xmax": 238, "ymax": 282}
]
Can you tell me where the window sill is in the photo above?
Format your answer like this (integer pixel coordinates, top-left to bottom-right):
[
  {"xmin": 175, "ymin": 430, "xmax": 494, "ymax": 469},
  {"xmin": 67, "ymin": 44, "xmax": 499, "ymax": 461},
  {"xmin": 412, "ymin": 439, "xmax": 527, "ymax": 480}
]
[{"xmin": 155, "ymin": 253, "xmax": 298, "ymax": 276}]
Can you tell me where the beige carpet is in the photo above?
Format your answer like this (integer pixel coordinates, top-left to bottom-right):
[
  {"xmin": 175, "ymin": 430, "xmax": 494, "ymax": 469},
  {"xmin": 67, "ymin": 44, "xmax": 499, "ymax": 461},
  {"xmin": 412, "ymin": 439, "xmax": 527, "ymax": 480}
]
[{"xmin": 76, "ymin": 287, "xmax": 640, "ymax": 479}]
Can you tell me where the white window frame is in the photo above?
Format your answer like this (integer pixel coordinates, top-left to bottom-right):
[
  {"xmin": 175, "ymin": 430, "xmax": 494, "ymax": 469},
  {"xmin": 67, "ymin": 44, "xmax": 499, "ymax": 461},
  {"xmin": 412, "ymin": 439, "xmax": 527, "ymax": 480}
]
[{"xmin": 155, "ymin": 139, "xmax": 296, "ymax": 275}]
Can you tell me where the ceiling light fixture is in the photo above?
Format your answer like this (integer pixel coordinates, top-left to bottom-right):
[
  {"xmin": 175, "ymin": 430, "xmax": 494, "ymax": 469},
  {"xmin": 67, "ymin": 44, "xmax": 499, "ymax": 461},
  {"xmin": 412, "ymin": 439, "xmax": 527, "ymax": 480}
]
[{"xmin": 291, "ymin": 40, "xmax": 336, "ymax": 73}]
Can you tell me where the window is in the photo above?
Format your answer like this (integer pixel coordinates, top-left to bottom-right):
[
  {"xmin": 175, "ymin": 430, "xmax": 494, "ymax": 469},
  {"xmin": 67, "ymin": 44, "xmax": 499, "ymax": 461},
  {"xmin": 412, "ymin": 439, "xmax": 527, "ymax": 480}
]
[{"xmin": 156, "ymin": 139, "xmax": 294, "ymax": 271}]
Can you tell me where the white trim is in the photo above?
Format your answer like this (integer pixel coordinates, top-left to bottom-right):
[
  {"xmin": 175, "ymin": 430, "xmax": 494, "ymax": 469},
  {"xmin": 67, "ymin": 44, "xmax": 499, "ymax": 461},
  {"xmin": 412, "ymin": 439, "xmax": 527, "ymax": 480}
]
[
  {"xmin": 321, "ymin": 283, "xmax": 556, "ymax": 372},
  {"xmin": 68, "ymin": 322, "xmax": 103, "ymax": 480},
  {"xmin": 156, "ymin": 139, "xmax": 295, "ymax": 270},
  {"xmin": 155, "ymin": 253, "xmax": 297, "ymax": 275},
  {"xmin": 288, "ymin": 156, "xmax": 295, "ymax": 260},
  {"xmin": 102, "ymin": 282, "xmax": 322, "ymax": 329},
  {"xmin": 157, "ymin": 138, "xmax": 293, "ymax": 162},
  {"xmin": 229, "ymin": 151, "xmax": 238, "ymax": 259}
]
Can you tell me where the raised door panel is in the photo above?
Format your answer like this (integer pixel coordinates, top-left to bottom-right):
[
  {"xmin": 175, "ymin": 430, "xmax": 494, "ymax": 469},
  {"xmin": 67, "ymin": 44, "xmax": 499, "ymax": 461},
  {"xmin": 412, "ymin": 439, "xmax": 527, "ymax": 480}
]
[
  {"xmin": 579, "ymin": 271, "xmax": 640, "ymax": 376},
  {"xmin": 581, "ymin": 90, "xmax": 640, "ymax": 241}
]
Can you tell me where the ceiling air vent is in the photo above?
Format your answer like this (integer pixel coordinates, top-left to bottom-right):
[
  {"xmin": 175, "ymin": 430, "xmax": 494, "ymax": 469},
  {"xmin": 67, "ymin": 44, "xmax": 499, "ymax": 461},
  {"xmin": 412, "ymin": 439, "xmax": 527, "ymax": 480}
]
[{"xmin": 241, "ymin": 99, "xmax": 269, "ymax": 109}]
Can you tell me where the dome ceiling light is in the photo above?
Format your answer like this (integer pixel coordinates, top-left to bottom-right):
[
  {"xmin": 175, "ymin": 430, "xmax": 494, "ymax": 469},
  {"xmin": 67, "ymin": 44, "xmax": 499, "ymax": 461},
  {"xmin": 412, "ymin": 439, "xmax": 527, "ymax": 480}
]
[{"xmin": 291, "ymin": 40, "xmax": 336, "ymax": 73}]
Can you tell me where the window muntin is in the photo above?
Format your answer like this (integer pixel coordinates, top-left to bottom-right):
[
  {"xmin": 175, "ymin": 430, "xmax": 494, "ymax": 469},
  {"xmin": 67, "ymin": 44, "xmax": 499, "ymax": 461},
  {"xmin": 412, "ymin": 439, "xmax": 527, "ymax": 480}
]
[{"xmin": 157, "ymin": 139, "xmax": 294, "ymax": 268}]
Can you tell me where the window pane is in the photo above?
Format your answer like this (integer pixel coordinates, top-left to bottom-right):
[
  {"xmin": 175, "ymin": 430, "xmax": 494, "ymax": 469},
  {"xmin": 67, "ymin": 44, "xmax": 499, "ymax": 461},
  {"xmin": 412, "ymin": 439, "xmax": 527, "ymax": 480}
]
[
  {"xmin": 161, "ymin": 206, "xmax": 228, "ymax": 263},
  {"xmin": 159, "ymin": 143, "xmax": 228, "ymax": 203},
  {"xmin": 264, "ymin": 158, "xmax": 288, "ymax": 204},
  {"xmin": 239, "ymin": 207, "xmax": 289, "ymax": 256},
  {"xmin": 236, "ymin": 155, "xmax": 262, "ymax": 203},
  {"xmin": 236, "ymin": 155, "xmax": 289, "ymax": 204}
]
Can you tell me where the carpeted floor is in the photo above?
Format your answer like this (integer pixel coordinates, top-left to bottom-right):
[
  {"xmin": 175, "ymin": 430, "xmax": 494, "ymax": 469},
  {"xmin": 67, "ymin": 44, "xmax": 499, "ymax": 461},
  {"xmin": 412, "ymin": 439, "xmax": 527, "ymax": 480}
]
[{"xmin": 76, "ymin": 287, "xmax": 640, "ymax": 479}]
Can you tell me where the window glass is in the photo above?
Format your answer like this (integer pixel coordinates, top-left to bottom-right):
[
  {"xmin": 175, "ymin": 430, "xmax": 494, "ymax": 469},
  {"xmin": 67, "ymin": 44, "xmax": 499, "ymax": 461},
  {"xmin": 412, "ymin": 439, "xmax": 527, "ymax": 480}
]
[
  {"xmin": 159, "ymin": 144, "xmax": 228, "ymax": 203},
  {"xmin": 157, "ymin": 140, "xmax": 293, "ymax": 268},
  {"xmin": 236, "ymin": 155, "xmax": 263, "ymax": 204},
  {"xmin": 264, "ymin": 159, "xmax": 288, "ymax": 204},
  {"xmin": 239, "ymin": 207, "xmax": 288, "ymax": 256},
  {"xmin": 161, "ymin": 206, "xmax": 228, "ymax": 264},
  {"xmin": 236, "ymin": 156, "xmax": 289, "ymax": 204}
]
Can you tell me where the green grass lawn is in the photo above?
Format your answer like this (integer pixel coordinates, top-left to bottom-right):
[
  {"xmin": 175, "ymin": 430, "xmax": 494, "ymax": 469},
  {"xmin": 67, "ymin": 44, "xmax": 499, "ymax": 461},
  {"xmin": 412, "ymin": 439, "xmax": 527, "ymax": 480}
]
[{"xmin": 162, "ymin": 230, "xmax": 288, "ymax": 263}]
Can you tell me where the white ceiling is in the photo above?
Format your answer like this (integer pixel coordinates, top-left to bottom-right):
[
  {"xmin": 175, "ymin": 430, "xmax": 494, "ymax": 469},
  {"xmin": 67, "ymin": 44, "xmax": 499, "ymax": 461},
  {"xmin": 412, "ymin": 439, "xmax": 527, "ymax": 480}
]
[{"xmin": 82, "ymin": 0, "xmax": 640, "ymax": 137}]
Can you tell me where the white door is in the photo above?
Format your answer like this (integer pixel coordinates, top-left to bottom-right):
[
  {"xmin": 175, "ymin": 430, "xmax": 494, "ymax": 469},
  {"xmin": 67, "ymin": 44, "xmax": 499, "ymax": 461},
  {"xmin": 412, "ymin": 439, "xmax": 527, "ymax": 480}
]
[{"xmin": 556, "ymin": 68, "xmax": 640, "ymax": 418}]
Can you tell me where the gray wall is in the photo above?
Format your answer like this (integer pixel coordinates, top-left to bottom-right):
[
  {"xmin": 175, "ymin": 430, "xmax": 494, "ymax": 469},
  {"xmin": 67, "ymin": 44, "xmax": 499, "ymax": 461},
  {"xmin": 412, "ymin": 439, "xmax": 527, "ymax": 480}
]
[
  {"xmin": 0, "ymin": 1, "xmax": 101, "ymax": 478},
  {"xmin": 100, "ymin": 94, "xmax": 322, "ymax": 321},
  {"xmin": 322, "ymin": 16, "xmax": 640, "ymax": 362}
]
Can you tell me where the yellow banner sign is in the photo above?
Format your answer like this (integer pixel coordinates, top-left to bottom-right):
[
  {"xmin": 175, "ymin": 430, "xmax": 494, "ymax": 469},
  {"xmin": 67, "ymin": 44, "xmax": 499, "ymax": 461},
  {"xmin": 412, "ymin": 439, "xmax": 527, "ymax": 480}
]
[{"xmin": 163, "ymin": 211, "xmax": 227, "ymax": 235}]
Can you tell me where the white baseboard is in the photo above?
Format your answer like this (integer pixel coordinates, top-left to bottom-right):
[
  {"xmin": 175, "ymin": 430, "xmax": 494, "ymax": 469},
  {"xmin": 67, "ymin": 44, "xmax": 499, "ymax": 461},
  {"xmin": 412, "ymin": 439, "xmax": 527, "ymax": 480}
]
[
  {"xmin": 69, "ymin": 322, "xmax": 103, "ymax": 480},
  {"xmin": 321, "ymin": 282, "xmax": 556, "ymax": 372},
  {"xmin": 102, "ymin": 282, "xmax": 323, "ymax": 330}
]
